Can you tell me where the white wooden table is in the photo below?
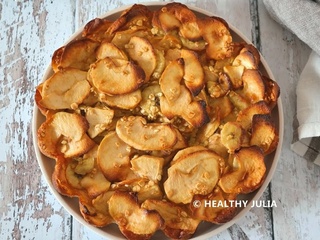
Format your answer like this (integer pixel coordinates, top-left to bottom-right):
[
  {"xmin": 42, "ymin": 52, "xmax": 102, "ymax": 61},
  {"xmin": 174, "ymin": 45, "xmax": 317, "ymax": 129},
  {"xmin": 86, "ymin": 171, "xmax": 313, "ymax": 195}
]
[{"xmin": 1, "ymin": 0, "xmax": 319, "ymax": 239}]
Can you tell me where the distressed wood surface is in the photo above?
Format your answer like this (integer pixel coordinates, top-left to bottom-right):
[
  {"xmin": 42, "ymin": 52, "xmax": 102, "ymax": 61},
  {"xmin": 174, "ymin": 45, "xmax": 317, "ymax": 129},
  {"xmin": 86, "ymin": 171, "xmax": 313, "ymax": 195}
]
[{"xmin": 1, "ymin": 0, "xmax": 319, "ymax": 240}]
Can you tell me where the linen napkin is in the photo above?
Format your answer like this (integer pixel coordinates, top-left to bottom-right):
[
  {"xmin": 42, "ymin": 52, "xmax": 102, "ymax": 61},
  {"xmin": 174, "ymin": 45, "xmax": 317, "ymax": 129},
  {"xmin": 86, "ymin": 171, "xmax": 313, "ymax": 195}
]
[{"xmin": 263, "ymin": 0, "xmax": 320, "ymax": 165}]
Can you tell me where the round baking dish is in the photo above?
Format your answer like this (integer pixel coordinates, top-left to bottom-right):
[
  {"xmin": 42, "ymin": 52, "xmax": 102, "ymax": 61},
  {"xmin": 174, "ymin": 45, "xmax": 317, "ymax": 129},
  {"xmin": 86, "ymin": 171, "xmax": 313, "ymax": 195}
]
[{"xmin": 33, "ymin": 2, "xmax": 283, "ymax": 239}]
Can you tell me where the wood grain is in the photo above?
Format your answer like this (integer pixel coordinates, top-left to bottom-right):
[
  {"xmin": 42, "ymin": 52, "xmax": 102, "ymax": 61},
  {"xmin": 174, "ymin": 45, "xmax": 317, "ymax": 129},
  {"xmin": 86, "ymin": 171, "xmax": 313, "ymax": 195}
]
[{"xmin": 1, "ymin": 0, "xmax": 319, "ymax": 239}]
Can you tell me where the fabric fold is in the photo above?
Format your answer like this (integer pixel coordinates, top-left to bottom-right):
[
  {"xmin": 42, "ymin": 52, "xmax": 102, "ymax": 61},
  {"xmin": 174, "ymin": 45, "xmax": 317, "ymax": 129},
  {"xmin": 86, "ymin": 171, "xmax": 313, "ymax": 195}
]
[{"xmin": 263, "ymin": 0, "xmax": 320, "ymax": 165}]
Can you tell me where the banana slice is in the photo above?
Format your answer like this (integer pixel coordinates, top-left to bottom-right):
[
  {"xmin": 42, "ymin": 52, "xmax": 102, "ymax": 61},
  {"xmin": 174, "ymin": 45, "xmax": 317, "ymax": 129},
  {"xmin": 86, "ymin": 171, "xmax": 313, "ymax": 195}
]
[{"xmin": 220, "ymin": 121, "xmax": 245, "ymax": 154}]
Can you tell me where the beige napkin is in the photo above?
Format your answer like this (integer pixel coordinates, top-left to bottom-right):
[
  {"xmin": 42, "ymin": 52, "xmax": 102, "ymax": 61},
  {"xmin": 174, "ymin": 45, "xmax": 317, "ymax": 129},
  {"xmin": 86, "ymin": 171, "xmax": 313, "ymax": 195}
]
[
  {"xmin": 263, "ymin": 0, "xmax": 320, "ymax": 164},
  {"xmin": 292, "ymin": 52, "xmax": 320, "ymax": 165}
]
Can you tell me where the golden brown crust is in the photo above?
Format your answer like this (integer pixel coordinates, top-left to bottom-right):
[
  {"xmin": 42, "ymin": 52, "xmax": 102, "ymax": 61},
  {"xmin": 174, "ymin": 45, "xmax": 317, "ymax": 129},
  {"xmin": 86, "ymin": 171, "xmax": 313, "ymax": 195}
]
[
  {"xmin": 198, "ymin": 17, "xmax": 233, "ymax": 60},
  {"xmin": 108, "ymin": 4, "xmax": 153, "ymax": 34},
  {"xmin": 262, "ymin": 75, "xmax": 280, "ymax": 110},
  {"xmin": 250, "ymin": 114, "xmax": 279, "ymax": 155},
  {"xmin": 51, "ymin": 39, "xmax": 100, "ymax": 72},
  {"xmin": 82, "ymin": 18, "xmax": 113, "ymax": 42}
]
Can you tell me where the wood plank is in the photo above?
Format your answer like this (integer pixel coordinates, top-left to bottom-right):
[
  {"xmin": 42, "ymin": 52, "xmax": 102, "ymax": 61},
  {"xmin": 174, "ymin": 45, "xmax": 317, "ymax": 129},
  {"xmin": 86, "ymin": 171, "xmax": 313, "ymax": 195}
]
[
  {"xmin": 0, "ymin": 0, "xmax": 75, "ymax": 239},
  {"xmin": 258, "ymin": 1, "xmax": 320, "ymax": 240}
]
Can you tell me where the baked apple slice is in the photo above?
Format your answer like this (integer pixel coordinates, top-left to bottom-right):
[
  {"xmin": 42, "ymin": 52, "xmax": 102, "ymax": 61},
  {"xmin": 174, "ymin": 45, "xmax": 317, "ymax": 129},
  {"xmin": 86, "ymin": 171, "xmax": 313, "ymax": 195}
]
[
  {"xmin": 181, "ymin": 49, "xmax": 205, "ymax": 96},
  {"xmin": 190, "ymin": 187, "xmax": 237, "ymax": 224},
  {"xmin": 51, "ymin": 39, "xmax": 99, "ymax": 72},
  {"xmin": 82, "ymin": 18, "xmax": 113, "ymax": 42},
  {"xmin": 116, "ymin": 116, "xmax": 178, "ymax": 151},
  {"xmin": 250, "ymin": 114, "xmax": 279, "ymax": 155},
  {"xmin": 108, "ymin": 191, "xmax": 163, "ymax": 239},
  {"xmin": 100, "ymin": 89, "xmax": 142, "ymax": 110},
  {"xmin": 164, "ymin": 148, "xmax": 223, "ymax": 204},
  {"xmin": 159, "ymin": 58, "xmax": 184, "ymax": 102},
  {"xmin": 85, "ymin": 106, "xmax": 114, "ymax": 138},
  {"xmin": 142, "ymin": 199, "xmax": 200, "ymax": 239},
  {"xmin": 37, "ymin": 112, "xmax": 95, "ymax": 159},
  {"xmin": 79, "ymin": 191, "xmax": 114, "ymax": 227},
  {"xmin": 223, "ymin": 65, "xmax": 245, "ymax": 89},
  {"xmin": 228, "ymin": 90, "xmax": 249, "ymax": 110},
  {"xmin": 236, "ymin": 101, "xmax": 270, "ymax": 130},
  {"xmin": 96, "ymin": 41, "xmax": 128, "ymax": 60},
  {"xmin": 97, "ymin": 131, "xmax": 133, "ymax": 182},
  {"xmin": 131, "ymin": 155, "xmax": 164, "ymax": 182},
  {"xmin": 160, "ymin": 85, "xmax": 209, "ymax": 127},
  {"xmin": 198, "ymin": 16, "xmax": 233, "ymax": 60},
  {"xmin": 219, "ymin": 146, "xmax": 266, "ymax": 194},
  {"xmin": 126, "ymin": 36, "xmax": 157, "ymax": 82},
  {"xmin": 88, "ymin": 58, "xmax": 145, "ymax": 95},
  {"xmin": 263, "ymin": 75, "xmax": 280, "ymax": 110},
  {"xmin": 232, "ymin": 44, "xmax": 260, "ymax": 69},
  {"xmin": 152, "ymin": 2, "xmax": 201, "ymax": 40},
  {"xmin": 241, "ymin": 69, "xmax": 266, "ymax": 104},
  {"xmin": 111, "ymin": 178, "xmax": 163, "ymax": 203},
  {"xmin": 40, "ymin": 68, "xmax": 91, "ymax": 110},
  {"xmin": 108, "ymin": 4, "xmax": 152, "ymax": 34}
]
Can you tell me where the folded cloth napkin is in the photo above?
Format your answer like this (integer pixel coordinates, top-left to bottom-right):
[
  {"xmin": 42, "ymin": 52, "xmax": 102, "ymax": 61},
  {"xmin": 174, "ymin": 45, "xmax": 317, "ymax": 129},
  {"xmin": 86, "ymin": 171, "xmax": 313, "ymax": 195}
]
[
  {"xmin": 292, "ymin": 52, "xmax": 320, "ymax": 165},
  {"xmin": 263, "ymin": 0, "xmax": 320, "ymax": 165}
]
